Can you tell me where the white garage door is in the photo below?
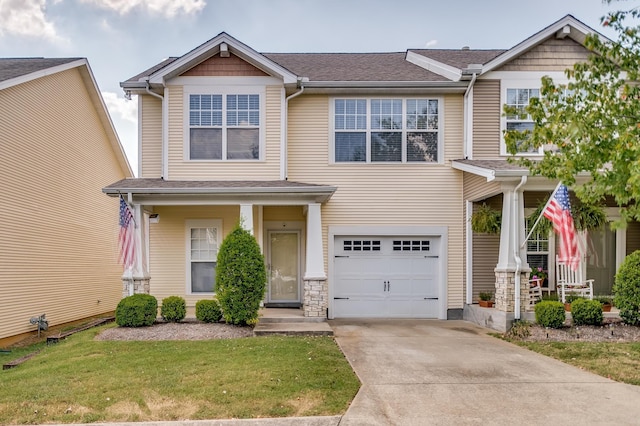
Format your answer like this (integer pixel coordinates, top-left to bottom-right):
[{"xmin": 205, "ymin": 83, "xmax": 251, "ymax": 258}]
[{"xmin": 332, "ymin": 236, "xmax": 442, "ymax": 318}]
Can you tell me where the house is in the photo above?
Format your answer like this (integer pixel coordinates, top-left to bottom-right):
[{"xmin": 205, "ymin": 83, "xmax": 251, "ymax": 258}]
[
  {"xmin": 0, "ymin": 58, "xmax": 132, "ymax": 345},
  {"xmin": 104, "ymin": 15, "xmax": 633, "ymax": 330}
]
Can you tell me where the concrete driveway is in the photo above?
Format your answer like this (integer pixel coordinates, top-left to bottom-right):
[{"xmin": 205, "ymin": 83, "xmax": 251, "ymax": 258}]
[{"xmin": 331, "ymin": 319, "xmax": 640, "ymax": 425}]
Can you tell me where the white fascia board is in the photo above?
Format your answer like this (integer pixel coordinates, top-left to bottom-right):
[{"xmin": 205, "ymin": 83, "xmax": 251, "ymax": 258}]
[
  {"xmin": 0, "ymin": 59, "xmax": 87, "ymax": 91},
  {"xmin": 482, "ymin": 15, "xmax": 597, "ymax": 75},
  {"xmin": 406, "ymin": 51, "xmax": 462, "ymax": 81},
  {"xmin": 148, "ymin": 33, "xmax": 298, "ymax": 85},
  {"xmin": 451, "ymin": 161, "xmax": 496, "ymax": 181}
]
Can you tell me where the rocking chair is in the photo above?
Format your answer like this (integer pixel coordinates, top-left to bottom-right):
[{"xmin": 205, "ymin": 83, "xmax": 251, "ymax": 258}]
[{"xmin": 555, "ymin": 255, "xmax": 594, "ymax": 303}]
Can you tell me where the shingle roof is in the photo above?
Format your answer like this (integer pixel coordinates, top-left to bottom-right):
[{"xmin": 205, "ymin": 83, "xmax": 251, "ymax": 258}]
[
  {"xmin": 103, "ymin": 178, "xmax": 336, "ymax": 193},
  {"xmin": 408, "ymin": 49, "xmax": 507, "ymax": 69},
  {"xmin": 0, "ymin": 58, "xmax": 82, "ymax": 83},
  {"xmin": 123, "ymin": 49, "xmax": 508, "ymax": 84},
  {"xmin": 453, "ymin": 159, "xmax": 529, "ymax": 172},
  {"xmin": 263, "ymin": 52, "xmax": 449, "ymax": 82}
]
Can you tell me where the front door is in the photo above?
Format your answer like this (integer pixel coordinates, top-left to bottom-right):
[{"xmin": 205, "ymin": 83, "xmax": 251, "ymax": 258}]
[{"xmin": 267, "ymin": 231, "xmax": 301, "ymax": 304}]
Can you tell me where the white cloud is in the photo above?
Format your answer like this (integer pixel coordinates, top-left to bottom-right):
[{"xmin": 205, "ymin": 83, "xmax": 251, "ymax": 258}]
[
  {"xmin": 78, "ymin": 0, "xmax": 206, "ymax": 18},
  {"xmin": 425, "ymin": 39, "xmax": 438, "ymax": 48},
  {"xmin": 102, "ymin": 91, "xmax": 138, "ymax": 174},
  {"xmin": 102, "ymin": 91, "xmax": 137, "ymax": 124},
  {"xmin": 0, "ymin": 0, "xmax": 60, "ymax": 40}
]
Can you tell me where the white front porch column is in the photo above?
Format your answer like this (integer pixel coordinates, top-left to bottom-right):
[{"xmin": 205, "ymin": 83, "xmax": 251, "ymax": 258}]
[
  {"xmin": 304, "ymin": 203, "xmax": 327, "ymax": 317},
  {"xmin": 122, "ymin": 203, "xmax": 150, "ymax": 297},
  {"xmin": 240, "ymin": 204, "xmax": 254, "ymax": 236},
  {"xmin": 494, "ymin": 184, "xmax": 530, "ymax": 312}
]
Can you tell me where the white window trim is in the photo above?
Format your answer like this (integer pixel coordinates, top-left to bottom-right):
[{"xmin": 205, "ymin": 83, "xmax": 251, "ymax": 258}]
[
  {"xmin": 329, "ymin": 96, "xmax": 444, "ymax": 165},
  {"xmin": 185, "ymin": 219, "xmax": 222, "ymax": 295},
  {"xmin": 497, "ymin": 72, "xmax": 567, "ymax": 157},
  {"xmin": 183, "ymin": 85, "xmax": 266, "ymax": 162}
]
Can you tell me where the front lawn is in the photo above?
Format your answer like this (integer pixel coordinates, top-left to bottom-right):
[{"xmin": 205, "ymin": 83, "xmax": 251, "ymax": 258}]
[
  {"xmin": 0, "ymin": 324, "xmax": 360, "ymax": 424},
  {"xmin": 512, "ymin": 340, "xmax": 640, "ymax": 386}
]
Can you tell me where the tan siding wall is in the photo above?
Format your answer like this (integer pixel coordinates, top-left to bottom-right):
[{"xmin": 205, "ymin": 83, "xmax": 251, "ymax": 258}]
[
  {"xmin": 140, "ymin": 95, "xmax": 162, "ymax": 178},
  {"xmin": 0, "ymin": 69, "xmax": 127, "ymax": 341},
  {"xmin": 471, "ymin": 196, "xmax": 502, "ymax": 299},
  {"xmin": 463, "ymin": 172, "xmax": 501, "ymax": 202},
  {"xmin": 148, "ymin": 206, "xmax": 239, "ymax": 309},
  {"xmin": 263, "ymin": 206, "xmax": 304, "ymax": 221},
  {"xmin": 167, "ymin": 85, "xmax": 282, "ymax": 180},
  {"xmin": 496, "ymin": 38, "xmax": 591, "ymax": 72},
  {"xmin": 627, "ymin": 221, "xmax": 640, "ymax": 256},
  {"xmin": 287, "ymin": 94, "xmax": 466, "ymax": 310},
  {"xmin": 472, "ymin": 79, "xmax": 501, "ymax": 159}
]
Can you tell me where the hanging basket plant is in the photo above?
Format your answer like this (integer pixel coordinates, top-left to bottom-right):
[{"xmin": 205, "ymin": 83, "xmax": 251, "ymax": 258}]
[
  {"xmin": 528, "ymin": 202, "xmax": 553, "ymax": 237},
  {"xmin": 573, "ymin": 203, "xmax": 607, "ymax": 231},
  {"xmin": 471, "ymin": 203, "xmax": 502, "ymax": 234}
]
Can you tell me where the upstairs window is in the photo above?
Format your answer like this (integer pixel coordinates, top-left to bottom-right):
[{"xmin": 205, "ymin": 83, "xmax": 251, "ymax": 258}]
[
  {"xmin": 505, "ymin": 88, "xmax": 541, "ymax": 155},
  {"xmin": 189, "ymin": 93, "xmax": 260, "ymax": 160},
  {"xmin": 333, "ymin": 98, "xmax": 441, "ymax": 163}
]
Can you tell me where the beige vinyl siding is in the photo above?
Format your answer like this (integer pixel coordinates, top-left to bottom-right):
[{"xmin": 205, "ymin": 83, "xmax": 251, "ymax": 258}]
[
  {"xmin": 463, "ymin": 172, "xmax": 501, "ymax": 202},
  {"xmin": 287, "ymin": 94, "xmax": 466, "ymax": 309},
  {"xmin": 471, "ymin": 196, "xmax": 502, "ymax": 299},
  {"xmin": 167, "ymin": 85, "xmax": 282, "ymax": 180},
  {"xmin": 148, "ymin": 206, "xmax": 240, "ymax": 310},
  {"xmin": 140, "ymin": 95, "xmax": 162, "ymax": 178},
  {"xmin": 496, "ymin": 38, "xmax": 590, "ymax": 72},
  {"xmin": 0, "ymin": 68, "xmax": 127, "ymax": 342},
  {"xmin": 263, "ymin": 206, "xmax": 304, "ymax": 221},
  {"xmin": 472, "ymin": 79, "xmax": 501, "ymax": 159},
  {"xmin": 626, "ymin": 221, "xmax": 640, "ymax": 256}
]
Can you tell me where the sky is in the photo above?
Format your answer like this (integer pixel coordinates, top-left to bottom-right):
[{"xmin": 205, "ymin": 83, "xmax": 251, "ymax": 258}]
[{"xmin": 0, "ymin": 0, "xmax": 624, "ymax": 175}]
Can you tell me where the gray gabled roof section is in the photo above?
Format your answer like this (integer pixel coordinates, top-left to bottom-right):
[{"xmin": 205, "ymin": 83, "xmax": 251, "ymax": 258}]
[{"xmin": 0, "ymin": 57, "xmax": 82, "ymax": 84}]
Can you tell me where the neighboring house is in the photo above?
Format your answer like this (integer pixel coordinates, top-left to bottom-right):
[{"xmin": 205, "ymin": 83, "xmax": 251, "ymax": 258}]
[
  {"xmin": 0, "ymin": 58, "xmax": 132, "ymax": 345},
  {"xmin": 104, "ymin": 15, "xmax": 632, "ymax": 330}
]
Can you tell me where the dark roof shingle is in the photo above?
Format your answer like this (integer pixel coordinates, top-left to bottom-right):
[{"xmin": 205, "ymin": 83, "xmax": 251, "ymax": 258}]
[{"xmin": 0, "ymin": 58, "xmax": 82, "ymax": 83}]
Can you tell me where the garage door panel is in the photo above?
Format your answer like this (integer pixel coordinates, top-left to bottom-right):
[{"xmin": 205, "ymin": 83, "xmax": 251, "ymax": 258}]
[{"xmin": 333, "ymin": 235, "xmax": 443, "ymax": 319}]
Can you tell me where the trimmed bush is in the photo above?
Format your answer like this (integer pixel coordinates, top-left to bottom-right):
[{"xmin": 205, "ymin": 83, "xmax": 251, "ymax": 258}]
[
  {"xmin": 614, "ymin": 250, "xmax": 640, "ymax": 325},
  {"xmin": 534, "ymin": 300, "xmax": 566, "ymax": 328},
  {"xmin": 216, "ymin": 224, "xmax": 267, "ymax": 326},
  {"xmin": 115, "ymin": 294, "xmax": 158, "ymax": 327},
  {"xmin": 161, "ymin": 296, "xmax": 186, "ymax": 322},
  {"xmin": 571, "ymin": 298, "xmax": 603, "ymax": 326},
  {"xmin": 196, "ymin": 299, "xmax": 223, "ymax": 323}
]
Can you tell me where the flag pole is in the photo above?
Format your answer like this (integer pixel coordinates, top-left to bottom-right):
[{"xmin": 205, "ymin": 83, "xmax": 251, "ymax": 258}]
[{"xmin": 520, "ymin": 181, "xmax": 563, "ymax": 248}]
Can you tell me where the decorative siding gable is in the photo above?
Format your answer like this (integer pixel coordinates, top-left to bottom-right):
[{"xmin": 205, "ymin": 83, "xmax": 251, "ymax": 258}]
[
  {"xmin": 495, "ymin": 37, "xmax": 591, "ymax": 72},
  {"xmin": 180, "ymin": 53, "xmax": 269, "ymax": 77}
]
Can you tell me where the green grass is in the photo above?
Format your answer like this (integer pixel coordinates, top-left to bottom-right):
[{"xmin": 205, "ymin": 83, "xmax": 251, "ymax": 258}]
[
  {"xmin": 0, "ymin": 325, "xmax": 360, "ymax": 424},
  {"xmin": 513, "ymin": 340, "xmax": 640, "ymax": 385}
]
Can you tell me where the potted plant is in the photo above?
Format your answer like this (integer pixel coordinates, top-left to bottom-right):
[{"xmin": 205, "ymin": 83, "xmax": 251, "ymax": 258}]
[
  {"xmin": 595, "ymin": 295, "xmax": 613, "ymax": 312},
  {"xmin": 478, "ymin": 292, "xmax": 494, "ymax": 308},
  {"xmin": 471, "ymin": 204, "xmax": 501, "ymax": 234},
  {"xmin": 529, "ymin": 267, "xmax": 548, "ymax": 288},
  {"xmin": 564, "ymin": 294, "xmax": 583, "ymax": 311}
]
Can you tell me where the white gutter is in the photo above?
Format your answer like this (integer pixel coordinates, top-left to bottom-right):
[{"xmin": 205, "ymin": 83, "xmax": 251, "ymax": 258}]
[
  {"xmin": 513, "ymin": 175, "xmax": 527, "ymax": 320},
  {"xmin": 463, "ymin": 72, "xmax": 478, "ymax": 159},
  {"xmin": 283, "ymin": 83, "xmax": 305, "ymax": 180},
  {"xmin": 145, "ymin": 80, "xmax": 166, "ymax": 179}
]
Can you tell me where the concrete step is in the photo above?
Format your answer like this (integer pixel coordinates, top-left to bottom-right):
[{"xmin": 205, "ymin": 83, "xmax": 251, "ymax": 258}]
[{"xmin": 253, "ymin": 322, "xmax": 334, "ymax": 336}]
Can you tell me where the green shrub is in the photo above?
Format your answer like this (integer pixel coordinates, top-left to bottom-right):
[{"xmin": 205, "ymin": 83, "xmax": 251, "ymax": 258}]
[
  {"xmin": 115, "ymin": 294, "xmax": 158, "ymax": 327},
  {"xmin": 534, "ymin": 300, "xmax": 566, "ymax": 328},
  {"xmin": 571, "ymin": 298, "xmax": 603, "ymax": 326},
  {"xmin": 613, "ymin": 250, "xmax": 640, "ymax": 325},
  {"xmin": 216, "ymin": 224, "xmax": 267, "ymax": 326},
  {"xmin": 196, "ymin": 299, "xmax": 223, "ymax": 323},
  {"xmin": 161, "ymin": 296, "xmax": 186, "ymax": 322}
]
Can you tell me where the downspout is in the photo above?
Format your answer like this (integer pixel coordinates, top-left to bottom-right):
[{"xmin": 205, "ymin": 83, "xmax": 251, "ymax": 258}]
[
  {"xmin": 283, "ymin": 83, "xmax": 305, "ymax": 180},
  {"xmin": 513, "ymin": 175, "xmax": 527, "ymax": 320},
  {"xmin": 145, "ymin": 79, "xmax": 165, "ymax": 178},
  {"xmin": 463, "ymin": 72, "xmax": 477, "ymax": 159}
]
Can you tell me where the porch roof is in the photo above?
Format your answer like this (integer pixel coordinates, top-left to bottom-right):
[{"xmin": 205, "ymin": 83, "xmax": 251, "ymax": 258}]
[
  {"xmin": 452, "ymin": 159, "xmax": 529, "ymax": 181},
  {"xmin": 103, "ymin": 178, "xmax": 337, "ymax": 205}
]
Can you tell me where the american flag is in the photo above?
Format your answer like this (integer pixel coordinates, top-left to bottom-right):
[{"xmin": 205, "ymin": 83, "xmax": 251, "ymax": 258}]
[
  {"xmin": 543, "ymin": 184, "xmax": 579, "ymax": 270},
  {"xmin": 118, "ymin": 196, "xmax": 136, "ymax": 270}
]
